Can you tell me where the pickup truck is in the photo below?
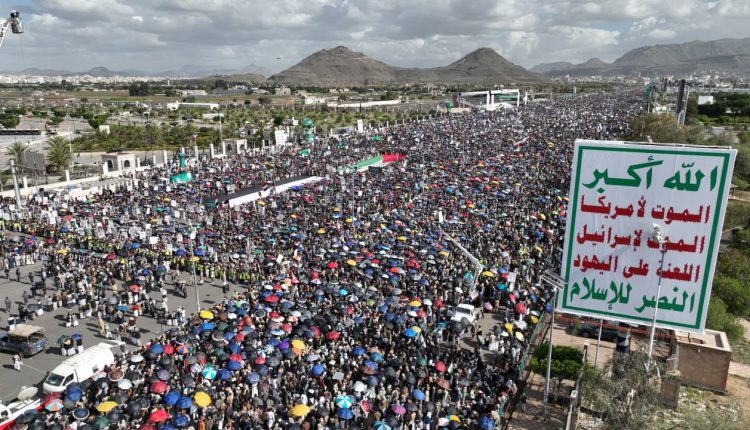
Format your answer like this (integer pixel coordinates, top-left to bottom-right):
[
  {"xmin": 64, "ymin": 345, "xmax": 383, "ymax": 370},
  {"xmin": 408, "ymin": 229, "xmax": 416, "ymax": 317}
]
[
  {"xmin": 450, "ymin": 304, "xmax": 480, "ymax": 325},
  {"xmin": 0, "ymin": 325, "xmax": 48, "ymax": 357}
]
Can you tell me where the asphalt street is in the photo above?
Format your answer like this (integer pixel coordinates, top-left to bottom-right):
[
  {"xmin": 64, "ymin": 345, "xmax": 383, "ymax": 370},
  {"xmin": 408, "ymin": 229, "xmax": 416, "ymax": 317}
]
[{"xmin": 0, "ymin": 260, "xmax": 248, "ymax": 402}]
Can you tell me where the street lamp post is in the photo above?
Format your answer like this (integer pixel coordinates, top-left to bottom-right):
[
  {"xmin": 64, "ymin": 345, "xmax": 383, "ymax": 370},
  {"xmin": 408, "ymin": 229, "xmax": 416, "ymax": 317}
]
[
  {"xmin": 648, "ymin": 224, "xmax": 667, "ymax": 363},
  {"xmin": 541, "ymin": 271, "xmax": 565, "ymax": 421},
  {"xmin": 189, "ymin": 229, "xmax": 201, "ymax": 312}
]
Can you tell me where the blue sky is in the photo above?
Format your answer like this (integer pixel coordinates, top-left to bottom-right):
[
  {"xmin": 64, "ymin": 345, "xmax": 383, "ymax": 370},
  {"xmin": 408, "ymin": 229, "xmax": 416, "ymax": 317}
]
[{"xmin": 1, "ymin": 0, "xmax": 749, "ymax": 74}]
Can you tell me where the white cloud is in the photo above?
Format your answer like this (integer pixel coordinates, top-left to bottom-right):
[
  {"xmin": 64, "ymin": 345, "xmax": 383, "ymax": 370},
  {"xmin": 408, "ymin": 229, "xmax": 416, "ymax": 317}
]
[{"xmin": 1, "ymin": 0, "xmax": 747, "ymax": 72}]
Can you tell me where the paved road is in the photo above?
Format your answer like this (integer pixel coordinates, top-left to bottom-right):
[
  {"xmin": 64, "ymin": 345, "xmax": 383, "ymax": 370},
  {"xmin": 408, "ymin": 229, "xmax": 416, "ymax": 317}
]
[{"xmin": 0, "ymin": 260, "xmax": 249, "ymax": 402}]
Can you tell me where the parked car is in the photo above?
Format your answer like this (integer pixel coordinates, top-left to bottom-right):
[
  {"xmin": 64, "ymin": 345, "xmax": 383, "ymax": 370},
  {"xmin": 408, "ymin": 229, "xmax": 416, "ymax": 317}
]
[
  {"xmin": 0, "ymin": 325, "xmax": 48, "ymax": 357},
  {"xmin": 569, "ymin": 319, "xmax": 620, "ymax": 341},
  {"xmin": 450, "ymin": 304, "xmax": 480, "ymax": 325}
]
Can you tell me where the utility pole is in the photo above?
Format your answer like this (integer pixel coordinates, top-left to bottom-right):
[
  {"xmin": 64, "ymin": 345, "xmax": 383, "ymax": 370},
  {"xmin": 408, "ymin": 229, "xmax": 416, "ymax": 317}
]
[
  {"xmin": 541, "ymin": 271, "xmax": 565, "ymax": 421},
  {"xmin": 9, "ymin": 159, "xmax": 21, "ymax": 208}
]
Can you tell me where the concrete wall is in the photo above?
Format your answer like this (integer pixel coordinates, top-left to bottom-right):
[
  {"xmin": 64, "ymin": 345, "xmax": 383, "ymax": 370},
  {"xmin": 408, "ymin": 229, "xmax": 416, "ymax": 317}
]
[{"xmin": 677, "ymin": 332, "xmax": 731, "ymax": 393}]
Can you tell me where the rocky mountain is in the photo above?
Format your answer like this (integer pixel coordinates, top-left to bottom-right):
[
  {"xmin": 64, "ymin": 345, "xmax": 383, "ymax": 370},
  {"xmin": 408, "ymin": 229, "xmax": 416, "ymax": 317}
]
[
  {"xmin": 270, "ymin": 46, "xmax": 545, "ymax": 86},
  {"xmin": 181, "ymin": 63, "xmax": 272, "ymax": 78},
  {"xmin": 532, "ymin": 37, "xmax": 750, "ymax": 77}
]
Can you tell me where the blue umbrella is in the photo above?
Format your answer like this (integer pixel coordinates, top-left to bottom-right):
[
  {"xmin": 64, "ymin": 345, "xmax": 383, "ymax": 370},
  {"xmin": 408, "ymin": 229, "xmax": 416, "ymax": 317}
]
[
  {"xmin": 151, "ymin": 344, "xmax": 164, "ymax": 354},
  {"xmin": 335, "ymin": 394, "xmax": 353, "ymax": 409},
  {"xmin": 227, "ymin": 360, "xmax": 242, "ymax": 371},
  {"xmin": 404, "ymin": 328, "xmax": 417, "ymax": 338},
  {"xmin": 352, "ymin": 346, "xmax": 366, "ymax": 357},
  {"xmin": 174, "ymin": 415, "xmax": 190, "ymax": 427},
  {"xmin": 311, "ymin": 364, "xmax": 325, "ymax": 376},
  {"xmin": 479, "ymin": 416, "xmax": 495, "ymax": 429},
  {"xmin": 131, "ymin": 243, "xmax": 141, "ymax": 249},
  {"xmin": 176, "ymin": 249, "xmax": 187, "ymax": 256},
  {"xmin": 374, "ymin": 421, "xmax": 392, "ymax": 430},
  {"xmin": 370, "ymin": 352, "xmax": 383, "ymax": 362},
  {"xmin": 246, "ymin": 372, "xmax": 260, "ymax": 384},
  {"xmin": 217, "ymin": 369, "xmax": 233, "ymax": 380},
  {"xmin": 363, "ymin": 360, "xmax": 378, "ymax": 369},
  {"xmin": 176, "ymin": 396, "xmax": 193, "ymax": 409},
  {"xmin": 199, "ymin": 322, "xmax": 214, "ymax": 331},
  {"xmin": 412, "ymin": 389, "xmax": 425, "ymax": 401},
  {"xmin": 201, "ymin": 366, "xmax": 217, "ymax": 380},
  {"xmin": 337, "ymin": 408, "xmax": 354, "ymax": 420},
  {"xmin": 164, "ymin": 391, "xmax": 180, "ymax": 406},
  {"xmin": 228, "ymin": 343, "xmax": 241, "ymax": 354},
  {"xmin": 256, "ymin": 365, "xmax": 269, "ymax": 376}
]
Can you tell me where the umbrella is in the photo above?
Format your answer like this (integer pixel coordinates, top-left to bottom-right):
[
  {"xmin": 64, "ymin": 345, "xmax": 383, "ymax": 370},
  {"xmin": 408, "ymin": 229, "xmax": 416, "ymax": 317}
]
[
  {"xmin": 291, "ymin": 339, "xmax": 306, "ymax": 350},
  {"xmin": 246, "ymin": 372, "xmax": 261, "ymax": 384},
  {"xmin": 353, "ymin": 381, "xmax": 367, "ymax": 392},
  {"xmin": 201, "ymin": 366, "xmax": 217, "ymax": 380},
  {"xmin": 175, "ymin": 343, "xmax": 190, "ymax": 354},
  {"xmin": 149, "ymin": 381, "xmax": 168, "ymax": 394},
  {"xmin": 148, "ymin": 408, "xmax": 169, "ymax": 423},
  {"xmin": 92, "ymin": 416, "xmax": 110, "ymax": 429},
  {"xmin": 374, "ymin": 421, "xmax": 393, "ymax": 430},
  {"xmin": 96, "ymin": 401, "xmax": 118, "ymax": 413},
  {"xmin": 227, "ymin": 360, "xmax": 242, "ymax": 371},
  {"xmin": 193, "ymin": 392, "xmax": 211, "ymax": 408},
  {"xmin": 352, "ymin": 346, "xmax": 366, "ymax": 357},
  {"xmin": 44, "ymin": 399, "xmax": 64, "ymax": 412},
  {"xmin": 289, "ymin": 404, "xmax": 311, "ymax": 417},
  {"xmin": 108, "ymin": 369, "xmax": 124, "ymax": 382},
  {"xmin": 199, "ymin": 310, "xmax": 214, "ymax": 320},
  {"xmin": 435, "ymin": 378, "xmax": 450, "ymax": 390},
  {"xmin": 479, "ymin": 416, "xmax": 495, "ymax": 429},
  {"xmin": 151, "ymin": 344, "xmax": 164, "ymax": 354},
  {"xmin": 130, "ymin": 354, "xmax": 144, "ymax": 363},
  {"xmin": 412, "ymin": 389, "xmax": 425, "ymax": 401},
  {"xmin": 434, "ymin": 361, "xmax": 446, "ymax": 373},
  {"xmin": 157, "ymin": 369, "xmax": 171, "ymax": 381},
  {"xmin": 174, "ymin": 415, "xmax": 190, "ymax": 427},
  {"xmin": 335, "ymin": 394, "xmax": 354, "ymax": 409},
  {"xmin": 311, "ymin": 364, "xmax": 325, "ymax": 376},
  {"xmin": 164, "ymin": 391, "xmax": 180, "ymax": 406},
  {"xmin": 177, "ymin": 396, "xmax": 193, "ymax": 409},
  {"xmin": 336, "ymin": 408, "xmax": 354, "ymax": 420},
  {"xmin": 72, "ymin": 408, "xmax": 89, "ymax": 420},
  {"xmin": 515, "ymin": 302, "xmax": 527, "ymax": 314},
  {"xmin": 391, "ymin": 404, "xmax": 406, "ymax": 416}
]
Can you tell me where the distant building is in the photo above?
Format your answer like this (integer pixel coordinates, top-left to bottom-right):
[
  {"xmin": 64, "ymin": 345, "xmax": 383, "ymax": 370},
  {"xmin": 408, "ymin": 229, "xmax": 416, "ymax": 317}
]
[
  {"xmin": 202, "ymin": 113, "xmax": 225, "ymax": 121},
  {"xmin": 166, "ymin": 102, "xmax": 220, "ymax": 111},
  {"xmin": 301, "ymin": 96, "xmax": 326, "ymax": 105},
  {"xmin": 698, "ymin": 95, "xmax": 715, "ymax": 105},
  {"xmin": 177, "ymin": 89, "xmax": 208, "ymax": 96},
  {"xmin": 274, "ymin": 86, "xmax": 291, "ymax": 96}
]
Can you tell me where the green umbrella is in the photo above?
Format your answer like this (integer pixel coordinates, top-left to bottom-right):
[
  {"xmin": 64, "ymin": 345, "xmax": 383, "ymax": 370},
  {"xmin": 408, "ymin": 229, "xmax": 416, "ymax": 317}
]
[
  {"xmin": 93, "ymin": 415, "xmax": 110, "ymax": 429},
  {"xmin": 417, "ymin": 357, "xmax": 428, "ymax": 367}
]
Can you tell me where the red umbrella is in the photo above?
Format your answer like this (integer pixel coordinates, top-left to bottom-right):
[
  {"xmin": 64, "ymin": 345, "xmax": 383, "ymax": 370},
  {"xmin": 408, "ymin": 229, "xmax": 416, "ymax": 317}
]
[
  {"xmin": 254, "ymin": 357, "xmax": 266, "ymax": 365},
  {"xmin": 281, "ymin": 323, "xmax": 293, "ymax": 332},
  {"xmin": 148, "ymin": 408, "xmax": 170, "ymax": 423},
  {"xmin": 128, "ymin": 285, "xmax": 141, "ymax": 293},
  {"xmin": 162, "ymin": 344, "xmax": 174, "ymax": 355},
  {"xmin": 234, "ymin": 333, "xmax": 245, "ymax": 342},
  {"xmin": 42, "ymin": 392, "xmax": 61, "ymax": 405},
  {"xmin": 389, "ymin": 267, "xmax": 400, "ymax": 274},
  {"xmin": 434, "ymin": 361, "xmax": 446, "ymax": 373},
  {"xmin": 434, "ymin": 299, "xmax": 444, "ymax": 309},
  {"xmin": 229, "ymin": 353, "xmax": 243, "ymax": 362},
  {"xmin": 514, "ymin": 302, "xmax": 527, "ymax": 314},
  {"xmin": 435, "ymin": 378, "xmax": 450, "ymax": 390},
  {"xmin": 310, "ymin": 327, "xmax": 321, "ymax": 338},
  {"xmin": 265, "ymin": 295, "xmax": 279, "ymax": 303},
  {"xmin": 326, "ymin": 262, "xmax": 338, "ymax": 269},
  {"xmin": 149, "ymin": 381, "xmax": 169, "ymax": 394},
  {"xmin": 325, "ymin": 331, "xmax": 340, "ymax": 341}
]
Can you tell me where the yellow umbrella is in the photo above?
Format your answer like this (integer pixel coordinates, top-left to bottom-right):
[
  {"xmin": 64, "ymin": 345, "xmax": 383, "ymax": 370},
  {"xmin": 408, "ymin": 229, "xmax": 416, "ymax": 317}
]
[
  {"xmin": 256, "ymin": 201, "xmax": 266, "ymax": 206},
  {"xmin": 439, "ymin": 251, "xmax": 449, "ymax": 257},
  {"xmin": 194, "ymin": 391, "xmax": 212, "ymax": 407},
  {"xmin": 534, "ymin": 246, "xmax": 543, "ymax": 253},
  {"xmin": 290, "ymin": 404, "xmax": 311, "ymax": 417},
  {"xmin": 482, "ymin": 271, "xmax": 495, "ymax": 278},
  {"xmin": 345, "ymin": 218, "xmax": 353, "ymax": 223},
  {"xmin": 397, "ymin": 236, "xmax": 407, "ymax": 241},
  {"xmin": 346, "ymin": 259, "xmax": 357, "ymax": 267},
  {"xmin": 539, "ymin": 213, "xmax": 547, "ymax": 221},
  {"xmin": 199, "ymin": 310, "xmax": 214, "ymax": 320},
  {"xmin": 190, "ymin": 256, "xmax": 200, "ymax": 262},
  {"xmin": 530, "ymin": 315, "xmax": 539, "ymax": 324},
  {"xmin": 96, "ymin": 401, "xmax": 118, "ymax": 413},
  {"xmin": 291, "ymin": 340, "xmax": 306, "ymax": 350},
  {"xmin": 467, "ymin": 203, "xmax": 476, "ymax": 209},
  {"xmin": 291, "ymin": 214, "xmax": 297, "ymax": 219},
  {"xmin": 411, "ymin": 326, "xmax": 422, "ymax": 334},
  {"xmin": 333, "ymin": 207, "xmax": 341, "ymax": 212},
  {"xmin": 317, "ymin": 228, "xmax": 326, "ymax": 234},
  {"xmin": 408, "ymin": 300, "xmax": 421, "ymax": 307},
  {"xmin": 56, "ymin": 249, "xmax": 68, "ymax": 255},
  {"xmin": 449, "ymin": 415, "xmax": 461, "ymax": 422},
  {"xmin": 504, "ymin": 322, "xmax": 513, "ymax": 334}
]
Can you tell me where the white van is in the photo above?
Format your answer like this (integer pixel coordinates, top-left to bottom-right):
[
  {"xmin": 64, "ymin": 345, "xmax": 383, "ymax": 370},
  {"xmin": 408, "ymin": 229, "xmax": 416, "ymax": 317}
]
[{"xmin": 42, "ymin": 343, "xmax": 118, "ymax": 393}]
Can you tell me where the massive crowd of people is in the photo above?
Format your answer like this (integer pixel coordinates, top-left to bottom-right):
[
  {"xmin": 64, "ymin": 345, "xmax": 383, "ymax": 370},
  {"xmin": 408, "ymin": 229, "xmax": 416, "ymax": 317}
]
[{"xmin": 2, "ymin": 92, "xmax": 640, "ymax": 429}]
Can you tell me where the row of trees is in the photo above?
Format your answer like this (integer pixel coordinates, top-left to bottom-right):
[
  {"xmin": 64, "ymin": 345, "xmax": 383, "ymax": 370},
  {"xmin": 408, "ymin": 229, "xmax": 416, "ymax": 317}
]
[{"xmin": 5, "ymin": 137, "xmax": 72, "ymax": 175}]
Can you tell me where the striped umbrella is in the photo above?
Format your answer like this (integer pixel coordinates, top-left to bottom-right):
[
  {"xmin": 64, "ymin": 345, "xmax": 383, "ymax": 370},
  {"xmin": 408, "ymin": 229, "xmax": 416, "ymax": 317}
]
[
  {"xmin": 45, "ymin": 398, "xmax": 65, "ymax": 412},
  {"xmin": 335, "ymin": 394, "xmax": 353, "ymax": 409}
]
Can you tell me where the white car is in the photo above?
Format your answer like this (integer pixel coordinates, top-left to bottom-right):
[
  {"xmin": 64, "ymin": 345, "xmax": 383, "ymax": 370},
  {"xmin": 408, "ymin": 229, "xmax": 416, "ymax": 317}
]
[{"xmin": 451, "ymin": 304, "xmax": 480, "ymax": 325}]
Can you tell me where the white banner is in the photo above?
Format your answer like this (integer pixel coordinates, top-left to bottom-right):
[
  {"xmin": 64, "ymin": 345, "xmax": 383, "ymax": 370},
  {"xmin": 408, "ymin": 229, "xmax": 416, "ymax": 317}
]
[
  {"xmin": 274, "ymin": 130, "xmax": 288, "ymax": 146},
  {"xmin": 560, "ymin": 140, "xmax": 736, "ymax": 333}
]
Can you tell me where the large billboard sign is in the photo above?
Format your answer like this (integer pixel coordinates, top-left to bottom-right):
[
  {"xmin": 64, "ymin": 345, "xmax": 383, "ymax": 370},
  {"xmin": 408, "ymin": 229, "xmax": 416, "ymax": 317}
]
[{"xmin": 560, "ymin": 140, "xmax": 736, "ymax": 333}]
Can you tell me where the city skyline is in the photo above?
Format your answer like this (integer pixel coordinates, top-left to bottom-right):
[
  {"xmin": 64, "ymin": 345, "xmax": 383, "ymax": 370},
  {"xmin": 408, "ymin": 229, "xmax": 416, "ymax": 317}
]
[{"xmin": 1, "ymin": 0, "xmax": 749, "ymax": 73}]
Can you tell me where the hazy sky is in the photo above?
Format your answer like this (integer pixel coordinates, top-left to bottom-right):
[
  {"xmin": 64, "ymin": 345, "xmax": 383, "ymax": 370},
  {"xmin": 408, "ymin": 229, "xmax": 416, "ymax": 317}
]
[{"xmin": 1, "ymin": 0, "xmax": 749, "ymax": 74}]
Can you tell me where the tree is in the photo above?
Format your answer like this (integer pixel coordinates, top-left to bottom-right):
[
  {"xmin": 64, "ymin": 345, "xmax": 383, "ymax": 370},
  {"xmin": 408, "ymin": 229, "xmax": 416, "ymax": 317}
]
[
  {"xmin": 529, "ymin": 342, "xmax": 583, "ymax": 400},
  {"xmin": 580, "ymin": 351, "xmax": 660, "ymax": 430},
  {"xmin": 706, "ymin": 296, "xmax": 745, "ymax": 341},
  {"xmin": 0, "ymin": 112, "xmax": 20, "ymax": 129},
  {"xmin": 258, "ymin": 96, "xmax": 272, "ymax": 106},
  {"xmin": 5, "ymin": 141, "xmax": 28, "ymax": 166},
  {"xmin": 45, "ymin": 136, "xmax": 72, "ymax": 174}
]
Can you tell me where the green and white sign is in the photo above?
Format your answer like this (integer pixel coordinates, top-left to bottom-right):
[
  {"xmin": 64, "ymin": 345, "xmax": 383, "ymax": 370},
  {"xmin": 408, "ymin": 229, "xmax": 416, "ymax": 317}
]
[{"xmin": 560, "ymin": 140, "xmax": 736, "ymax": 333}]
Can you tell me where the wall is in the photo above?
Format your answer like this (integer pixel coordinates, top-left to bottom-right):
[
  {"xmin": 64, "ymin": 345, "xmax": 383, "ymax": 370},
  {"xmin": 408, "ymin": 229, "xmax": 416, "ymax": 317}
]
[{"xmin": 677, "ymin": 337, "xmax": 731, "ymax": 392}]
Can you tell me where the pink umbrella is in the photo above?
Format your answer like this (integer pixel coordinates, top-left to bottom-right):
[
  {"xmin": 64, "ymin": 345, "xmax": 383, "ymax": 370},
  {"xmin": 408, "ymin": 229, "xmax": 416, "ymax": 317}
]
[
  {"xmin": 392, "ymin": 404, "xmax": 406, "ymax": 415},
  {"xmin": 514, "ymin": 302, "xmax": 527, "ymax": 314}
]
